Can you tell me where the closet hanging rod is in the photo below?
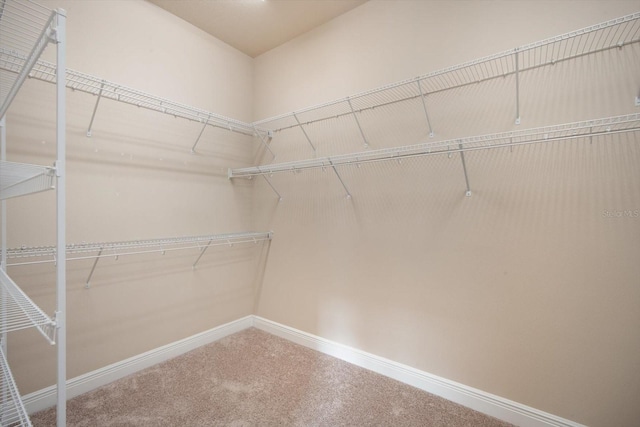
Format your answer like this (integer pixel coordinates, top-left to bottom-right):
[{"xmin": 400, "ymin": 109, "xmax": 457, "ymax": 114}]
[
  {"xmin": 0, "ymin": 269, "xmax": 57, "ymax": 344},
  {"xmin": 0, "ymin": 346, "xmax": 33, "ymax": 427},
  {"xmin": 229, "ymin": 113, "xmax": 640, "ymax": 178},
  {"xmin": 253, "ymin": 12, "xmax": 640, "ymax": 132},
  {"xmin": 0, "ymin": 49, "xmax": 265, "ymax": 138},
  {"xmin": 2, "ymin": 231, "xmax": 273, "ymax": 265}
]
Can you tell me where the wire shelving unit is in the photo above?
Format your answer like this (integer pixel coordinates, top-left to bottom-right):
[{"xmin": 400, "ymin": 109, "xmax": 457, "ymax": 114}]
[
  {"xmin": 0, "ymin": 0, "xmax": 66, "ymax": 426},
  {"xmin": 252, "ymin": 12, "xmax": 640, "ymax": 150}
]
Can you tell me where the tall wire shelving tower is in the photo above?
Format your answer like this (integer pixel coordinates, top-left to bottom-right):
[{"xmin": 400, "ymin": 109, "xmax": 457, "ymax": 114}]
[{"xmin": 0, "ymin": 0, "xmax": 66, "ymax": 425}]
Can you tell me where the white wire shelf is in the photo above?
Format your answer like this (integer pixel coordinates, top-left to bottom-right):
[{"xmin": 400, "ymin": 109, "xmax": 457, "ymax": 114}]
[
  {"xmin": 230, "ymin": 113, "xmax": 640, "ymax": 178},
  {"xmin": 0, "ymin": 269, "xmax": 56, "ymax": 345},
  {"xmin": 230, "ymin": 114, "xmax": 640, "ymax": 199},
  {"xmin": 0, "ymin": 48, "xmax": 261, "ymax": 139},
  {"xmin": 253, "ymin": 12, "xmax": 640, "ymax": 133},
  {"xmin": 2, "ymin": 231, "xmax": 273, "ymax": 288},
  {"xmin": 0, "ymin": 0, "xmax": 58, "ymax": 118},
  {"xmin": 4, "ymin": 231, "xmax": 273, "ymax": 262},
  {"xmin": 0, "ymin": 345, "xmax": 32, "ymax": 427},
  {"xmin": 0, "ymin": 160, "xmax": 55, "ymax": 200}
]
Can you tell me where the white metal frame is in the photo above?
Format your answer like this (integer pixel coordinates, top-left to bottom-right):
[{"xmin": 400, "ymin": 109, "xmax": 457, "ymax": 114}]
[{"xmin": 0, "ymin": 1, "xmax": 66, "ymax": 426}]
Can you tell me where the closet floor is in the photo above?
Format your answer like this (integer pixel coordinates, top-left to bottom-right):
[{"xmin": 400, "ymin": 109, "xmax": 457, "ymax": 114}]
[{"xmin": 32, "ymin": 328, "xmax": 512, "ymax": 426}]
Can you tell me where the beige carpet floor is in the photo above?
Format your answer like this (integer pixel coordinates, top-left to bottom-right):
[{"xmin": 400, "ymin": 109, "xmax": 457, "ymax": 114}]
[{"xmin": 31, "ymin": 328, "xmax": 514, "ymax": 427}]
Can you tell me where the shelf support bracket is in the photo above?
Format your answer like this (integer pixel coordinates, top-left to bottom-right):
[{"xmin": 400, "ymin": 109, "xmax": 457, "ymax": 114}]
[
  {"xmin": 416, "ymin": 80, "xmax": 434, "ymax": 138},
  {"xmin": 254, "ymin": 125, "xmax": 276, "ymax": 160},
  {"xmin": 293, "ymin": 113, "xmax": 316, "ymax": 152},
  {"xmin": 191, "ymin": 114, "xmax": 211, "ymax": 153},
  {"xmin": 329, "ymin": 159, "xmax": 352, "ymax": 199},
  {"xmin": 85, "ymin": 247, "xmax": 103, "ymax": 289},
  {"xmin": 347, "ymin": 97, "xmax": 369, "ymax": 148},
  {"xmin": 514, "ymin": 49, "xmax": 521, "ymax": 125},
  {"xmin": 458, "ymin": 143, "xmax": 472, "ymax": 197},
  {"xmin": 192, "ymin": 239, "xmax": 212, "ymax": 269},
  {"xmin": 87, "ymin": 81, "xmax": 105, "ymax": 137},
  {"xmin": 262, "ymin": 174, "xmax": 282, "ymax": 202}
]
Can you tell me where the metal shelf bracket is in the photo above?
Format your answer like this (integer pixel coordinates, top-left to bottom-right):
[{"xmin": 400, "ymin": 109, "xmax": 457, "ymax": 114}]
[
  {"xmin": 416, "ymin": 79, "xmax": 434, "ymax": 138},
  {"xmin": 192, "ymin": 239, "xmax": 212, "ymax": 269},
  {"xmin": 262, "ymin": 174, "xmax": 282, "ymax": 201},
  {"xmin": 85, "ymin": 247, "xmax": 103, "ymax": 288},
  {"xmin": 458, "ymin": 142, "xmax": 472, "ymax": 197},
  {"xmin": 328, "ymin": 159, "xmax": 352, "ymax": 199},
  {"xmin": 347, "ymin": 97, "xmax": 369, "ymax": 148},
  {"xmin": 254, "ymin": 125, "xmax": 276, "ymax": 160},
  {"xmin": 293, "ymin": 113, "xmax": 316, "ymax": 152},
  {"xmin": 190, "ymin": 114, "xmax": 211, "ymax": 153},
  {"xmin": 86, "ymin": 80, "xmax": 105, "ymax": 137}
]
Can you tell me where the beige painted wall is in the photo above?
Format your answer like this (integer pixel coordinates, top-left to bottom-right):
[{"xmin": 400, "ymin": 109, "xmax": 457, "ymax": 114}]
[
  {"xmin": 2, "ymin": 1, "xmax": 639, "ymax": 426},
  {"xmin": 2, "ymin": 0, "xmax": 263, "ymax": 395},
  {"xmin": 252, "ymin": 2, "xmax": 640, "ymax": 427}
]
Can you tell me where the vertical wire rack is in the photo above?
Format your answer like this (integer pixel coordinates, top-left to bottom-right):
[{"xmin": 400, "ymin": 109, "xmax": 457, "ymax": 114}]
[{"xmin": 1, "ymin": 0, "xmax": 66, "ymax": 426}]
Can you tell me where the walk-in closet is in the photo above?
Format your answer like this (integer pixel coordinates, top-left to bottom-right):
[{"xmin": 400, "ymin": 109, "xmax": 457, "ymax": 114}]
[{"xmin": 1, "ymin": 1, "xmax": 638, "ymax": 426}]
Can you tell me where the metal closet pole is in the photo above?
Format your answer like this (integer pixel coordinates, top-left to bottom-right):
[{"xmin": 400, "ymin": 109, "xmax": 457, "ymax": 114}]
[{"xmin": 54, "ymin": 9, "xmax": 67, "ymax": 427}]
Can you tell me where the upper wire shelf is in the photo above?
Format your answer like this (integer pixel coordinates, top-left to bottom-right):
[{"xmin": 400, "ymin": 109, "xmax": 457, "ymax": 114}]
[
  {"xmin": 0, "ymin": 0, "xmax": 57, "ymax": 118},
  {"xmin": 0, "ymin": 345, "xmax": 33, "ymax": 427},
  {"xmin": 0, "ymin": 269, "xmax": 56, "ymax": 344},
  {"xmin": 253, "ymin": 12, "xmax": 640, "ymax": 133},
  {"xmin": 229, "ymin": 113, "xmax": 640, "ymax": 183},
  {"xmin": 0, "ymin": 48, "xmax": 261, "ymax": 138},
  {"xmin": 0, "ymin": 160, "xmax": 55, "ymax": 200}
]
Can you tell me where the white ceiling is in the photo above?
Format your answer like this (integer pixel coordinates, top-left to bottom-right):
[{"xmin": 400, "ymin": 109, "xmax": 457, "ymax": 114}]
[{"xmin": 146, "ymin": 0, "xmax": 368, "ymax": 58}]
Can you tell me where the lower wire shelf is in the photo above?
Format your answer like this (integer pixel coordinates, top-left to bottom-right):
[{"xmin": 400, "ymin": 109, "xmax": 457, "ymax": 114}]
[
  {"xmin": 0, "ymin": 161, "xmax": 56, "ymax": 201},
  {"xmin": 0, "ymin": 270, "xmax": 57, "ymax": 345},
  {"xmin": 0, "ymin": 345, "xmax": 33, "ymax": 427},
  {"xmin": 1, "ymin": 231, "xmax": 274, "ymax": 288}
]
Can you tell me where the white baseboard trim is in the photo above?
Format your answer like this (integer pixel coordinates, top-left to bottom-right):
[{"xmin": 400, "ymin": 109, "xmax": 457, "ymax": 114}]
[
  {"xmin": 23, "ymin": 315, "xmax": 585, "ymax": 427},
  {"xmin": 22, "ymin": 315, "xmax": 254, "ymax": 415},
  {"xmin": 253, "ymin": 316, "xmax": 585, "ymax": 427}
]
